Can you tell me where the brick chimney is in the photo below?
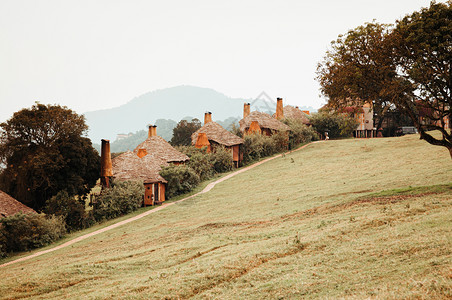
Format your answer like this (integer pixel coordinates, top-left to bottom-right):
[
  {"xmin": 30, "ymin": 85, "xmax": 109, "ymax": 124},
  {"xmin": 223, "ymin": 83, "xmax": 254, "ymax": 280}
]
[
  {"xmin": 148, "ymin": 125, "xmax": 157, "ymax": 138},
  {"xmin": 137, "ymin": 148, "xmax": 147, "ymax": 158},
  {"xmin": 195, "ymin": 132, "xmax": 211, "ymax": 152},
  {"xmin": 247, "ymin": 121, "xmax": 261, "ymax": 135},
  {"xmin": 276, "ymin": 98, "xmax": 284, "ymax": 120},
  {"xmin": 243, "ymin": 103, "xmax": 250, "ymax": 118},
  {"xmin": 204, "ymin": 112, "xmax": 212, "ymax": 124},
  {"xmin": 100, "ymin": 139, "xmax": 113, "ymax": 188}
]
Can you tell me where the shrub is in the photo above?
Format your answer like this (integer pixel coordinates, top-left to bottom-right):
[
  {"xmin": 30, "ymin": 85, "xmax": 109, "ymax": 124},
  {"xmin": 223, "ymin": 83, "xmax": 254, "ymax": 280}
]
[
  {"xmin": 270, "ymin": 131, "xmax": 289, "ymax": 154},
  {"xmin": 283, "ymin": 118, "xmax": 318, "ymax": 149},
  {"xmin": 92, "ymin": 181, "xmax": 144, "ymax": 222},
  {"xmin": 242, "ymin": 134, "xmax": 278, "ymax": 165},
  {"xmin": 177, "ymin": 145, "xmax": 233, "ymax": 179},
  {"xmin": 176, "ymin": 146, "xmax": 215, "ymax": 181},
  {"xmin": 0, "ymin": 213, "xmax": 66, "ymax": 256},
  {"xmin": 160, "ymin": 165, "xmax": 200, "ymax": 199},
  {"xmin": 310, "ymin": 112, "xmax": 359, "ymax": 138},
  {"xmin": 44, "ymin": 190, "xmax": 90, "ymax": 232},
  {"xmin": 210, "ymin": 146, "xmax": 234, "ymax": 173}
]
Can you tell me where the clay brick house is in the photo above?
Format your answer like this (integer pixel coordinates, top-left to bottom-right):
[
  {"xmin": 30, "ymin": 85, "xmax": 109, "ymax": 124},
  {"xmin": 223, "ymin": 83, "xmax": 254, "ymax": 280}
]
[
  {"xmin": 191, "ymin": 112, "xmax": 244, "ymax": 167},
  {"xmin": 0, "ymin": 190, "xmax": 36, "ymax": 218}
]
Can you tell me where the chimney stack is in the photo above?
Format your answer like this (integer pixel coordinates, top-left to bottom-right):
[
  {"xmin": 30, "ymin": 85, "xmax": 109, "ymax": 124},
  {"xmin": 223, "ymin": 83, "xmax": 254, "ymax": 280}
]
[
  {"xmin": 100, "ymin": 139, "xmax": 113, "ymax": 188},
  {"xmin": 276, "ymin": 98, "xmax": 284, "ymax": 120},
  {"xmin": 137, "ymin": 148, "xmax": 147, "ymax": 158},
  {"xmin": 195, "ymin": 132, "xmax": 211, "ymax": 153},
  {"xmin": 243, "ymin": 103, "xmax": 250, "ymax": 118},
  {"xmin": 204, "ymin": 112, "xmax": 212, "ymax": 124},
  {"xmin": 148, "ymin": 125, "xmax": 157, "ymax": 138}
]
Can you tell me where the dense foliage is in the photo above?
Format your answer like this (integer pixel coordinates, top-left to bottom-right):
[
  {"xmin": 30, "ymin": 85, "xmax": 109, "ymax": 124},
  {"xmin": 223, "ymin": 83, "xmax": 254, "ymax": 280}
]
[
  {"xmin": 0, "ymin": 104, "xmax": 100, "ymax": 210},
  {"xmin": 44, "ymin": 190, "xmax": 94, "ymax": 232},
  {"xmin": 310, "ymin": 112, "xmax": 359, "ymax": 139},
  {"xmin": 317, "ymin": 1, "xmax": 452, "ymax": 157},
  {"xmin": 0, "ymin": 213, "xmax": 66, "ymax": 257},
  {"xmin": 176, "ymin": 145, "xmax": 234, "ymax": 181},
  {"xmin": 160, "ymin": 165, "xmax": 200, "ymax": 199},
  {"xmin": 241, "ymin": 134, "xmax": 278, "ymax": 164},
  {"xmin": 170, "ymin": 119, "xmax": 202, "ymax": 146},
  {"xmin": 92, "ymin": 181, "xmax": 144, "ymax": 222},
  {"xmin": 283, "ymin": 118, "xmax": 319, "ymax": 148}
]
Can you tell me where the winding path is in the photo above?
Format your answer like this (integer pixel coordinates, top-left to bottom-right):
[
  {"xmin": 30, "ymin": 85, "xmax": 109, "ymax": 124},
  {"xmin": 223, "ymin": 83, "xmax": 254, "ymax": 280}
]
[{"xmin": 0, "ymin": 141, "xmax": 320, "ymax": 268}]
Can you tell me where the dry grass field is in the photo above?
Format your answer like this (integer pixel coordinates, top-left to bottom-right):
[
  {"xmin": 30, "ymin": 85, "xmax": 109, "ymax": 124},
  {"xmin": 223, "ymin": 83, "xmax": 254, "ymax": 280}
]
[{"xmin": 1, "ymin": 134, "xmax": 451, "ymax": 299}]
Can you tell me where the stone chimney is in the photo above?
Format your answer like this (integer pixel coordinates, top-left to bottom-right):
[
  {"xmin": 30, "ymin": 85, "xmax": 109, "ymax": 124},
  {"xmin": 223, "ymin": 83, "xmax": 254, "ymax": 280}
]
[
  {"xmin": 204, "ymin": 112, "xmax": 212, "ymax": 124},
  {"xmin": 100, "ymin": 139, "xmax": 113, "ymax": 188},
  {"xmin": 276, "ymin": 98, "xmax": 284, "ymax": 120},
  {"xmin": 148, "ymin": 125, "xmax": 157, "ymax": 138},
  {"xmin": 243, "ymin": 103, "xmax": 250, "ymax": 118}
]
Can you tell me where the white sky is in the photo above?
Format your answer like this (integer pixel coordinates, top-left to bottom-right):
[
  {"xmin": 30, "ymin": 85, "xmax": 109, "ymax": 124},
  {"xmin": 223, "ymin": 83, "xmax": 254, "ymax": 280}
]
[{"xmin": 0, "ymin": 0, "xmax": 437, "ymax": 123}]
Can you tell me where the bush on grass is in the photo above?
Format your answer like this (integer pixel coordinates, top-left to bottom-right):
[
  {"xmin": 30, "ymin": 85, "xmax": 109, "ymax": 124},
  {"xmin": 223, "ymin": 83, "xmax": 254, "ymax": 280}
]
[
  {"xmin": 310, "ymin": 112, "xmax": 359, "ymax": 138},
  {"xmin": 160, "ymin": 164, "xmax": 200, "ymax": 199},
  {"xmin": 0, "ymin": 213, "xmax": 66, "ymax": 256},
  {"xmin": 176, "ymin": 145, "xmax": 233, "ymax": 180},
  {"xmin": 242, "ymin": 134, "xmax": 278, "ymax": 165},
  {"xmin": 210, "ymin": 146, "xmax": 234, "ymax": 173},
  {"xmin": 44, "ymin": 190, "xmax": 94, "ymax": 232},
  {"xmin": 283, "ymin": 118, "xmax": 319, "ymax": 149},
  {"xmin": 92, "ymin": 181, "xmax": 144, "ymax": 222}
]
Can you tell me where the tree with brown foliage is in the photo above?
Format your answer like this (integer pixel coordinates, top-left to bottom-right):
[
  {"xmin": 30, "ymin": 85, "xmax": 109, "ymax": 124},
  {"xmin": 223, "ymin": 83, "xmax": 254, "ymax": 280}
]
[
  {"xmin": 317, "ymin": 1, "xmax": 452, "ymax": 158},
  {"xmin": 0, "ymin": 104, "xmax": 100, "ymax": 210}
]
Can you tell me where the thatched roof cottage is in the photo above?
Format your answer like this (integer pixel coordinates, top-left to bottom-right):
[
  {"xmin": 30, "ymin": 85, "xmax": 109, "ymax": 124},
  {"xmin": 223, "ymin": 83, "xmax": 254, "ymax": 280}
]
[
  {"xmin": 191, "ymin": 112, "xmax": 244, "ymax": 167},
  {"xmin": 281, "ymin": 105, "xmax": 311, "ymax": 125},
  {"xmin": 0, "ymin": 190, "xmax": 36, "ymax": 218},
  {"xmin": 239, "ymin": 102, "xmax": 290, "ymax": 136},
  {"xmin": 112, "ymin": 150, "xmax": 168, "ymax": 205},
  {"xmin": 134, "ymin": 125, "xmax": 189, "ymax": 164}
]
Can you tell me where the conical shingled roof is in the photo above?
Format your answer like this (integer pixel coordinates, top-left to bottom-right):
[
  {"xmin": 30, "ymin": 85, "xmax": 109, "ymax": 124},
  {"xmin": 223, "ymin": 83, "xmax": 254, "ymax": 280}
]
[
  {"xmin": 133, "ymin": 136, "xmax": 189, "ymax": 163},
  {"xmin": 0, "ymin": 190, "xmax": 36, "ymax": 218},
  {"xmin": 282, "ymin": 105, "xmax": 311, "ymax": 124},
  {"xmin": 239, "ymin": 111, "xmax": 290, "ymax": 133},
  {"xmin": 112, "ymin": 151, "xmax": 168, "ymax": 184},
  {"xmin": 191, "ymin": 122, "xmax": 244, "ymax": 146}
]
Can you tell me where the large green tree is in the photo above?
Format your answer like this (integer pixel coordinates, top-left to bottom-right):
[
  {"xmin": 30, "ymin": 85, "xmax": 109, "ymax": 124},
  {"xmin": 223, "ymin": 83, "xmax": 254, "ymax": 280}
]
[
  {"xmin": 0, "ymin": 104, "xmax": 100, "ymax": 210},
  {"xmin": 170, "ymin": 118, "xmax": 201, "ymax": 146},
  {"xmin": 317, "ymin": 1, "xmax": 452, "ymax": 158}
]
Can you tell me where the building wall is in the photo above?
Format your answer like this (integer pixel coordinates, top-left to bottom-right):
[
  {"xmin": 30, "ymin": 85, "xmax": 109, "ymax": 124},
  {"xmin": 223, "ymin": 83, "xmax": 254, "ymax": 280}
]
[{"xmin": 144, "ymin": 182, "xmax": 166, "ymax": 206}]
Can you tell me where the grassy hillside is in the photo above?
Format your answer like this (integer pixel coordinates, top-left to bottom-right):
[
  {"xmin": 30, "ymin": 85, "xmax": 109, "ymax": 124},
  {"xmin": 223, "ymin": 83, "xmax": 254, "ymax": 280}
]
[{"xmin": 1, "ymin": 135, "xmax": 451, "ymax": 299}]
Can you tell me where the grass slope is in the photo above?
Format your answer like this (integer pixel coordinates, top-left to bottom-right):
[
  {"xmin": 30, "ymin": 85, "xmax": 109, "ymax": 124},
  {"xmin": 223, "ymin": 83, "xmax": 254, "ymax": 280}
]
[{"xmin": 1, "ymin": 135, "xmax": 451, "ymax": 299}]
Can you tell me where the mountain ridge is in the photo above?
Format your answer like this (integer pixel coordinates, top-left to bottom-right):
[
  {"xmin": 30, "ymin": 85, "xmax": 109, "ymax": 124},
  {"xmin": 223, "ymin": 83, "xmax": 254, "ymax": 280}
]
[{"xmin": 84, "ymin": 85, "xmax": 316, "ymax": 143}]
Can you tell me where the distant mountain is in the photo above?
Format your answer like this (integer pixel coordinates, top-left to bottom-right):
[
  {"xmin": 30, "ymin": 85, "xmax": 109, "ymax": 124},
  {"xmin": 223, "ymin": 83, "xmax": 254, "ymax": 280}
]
[
  {"xmin": 84, "ymin": 86, "xmax": 248, "ymax": 143},
  {"xmin": 84, "ymin": 85, "xmax": 317, "ymax": 143}
]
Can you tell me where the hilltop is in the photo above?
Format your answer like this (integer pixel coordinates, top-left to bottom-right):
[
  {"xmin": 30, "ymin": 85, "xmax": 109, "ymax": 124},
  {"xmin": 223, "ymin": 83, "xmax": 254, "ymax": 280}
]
[{"xmin": 1, "ymin": 134, "xmax": 450, "ymax": 299}]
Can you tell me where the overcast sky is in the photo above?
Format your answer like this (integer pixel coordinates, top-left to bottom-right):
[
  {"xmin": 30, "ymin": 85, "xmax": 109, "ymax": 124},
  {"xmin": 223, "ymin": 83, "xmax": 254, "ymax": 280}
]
[{"xmin": 0, "ymin": 0, "xmax": 438, "ymax": 122}]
